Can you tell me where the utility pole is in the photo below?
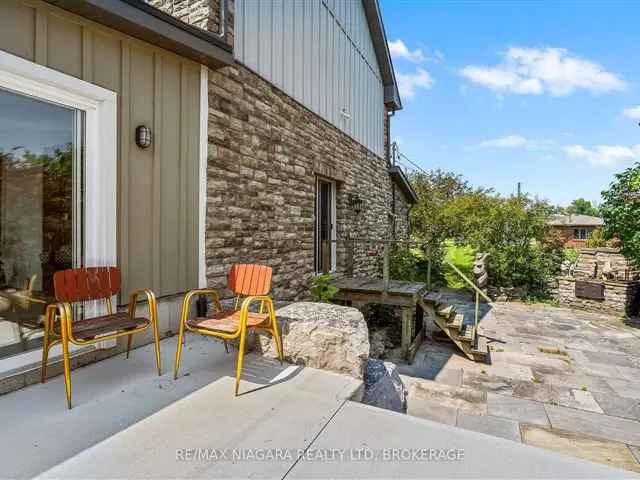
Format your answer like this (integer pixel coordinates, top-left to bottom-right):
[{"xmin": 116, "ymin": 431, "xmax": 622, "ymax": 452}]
[{"xmin": 517, "ymin": 182, "xmax": 522, "ymax": 200}]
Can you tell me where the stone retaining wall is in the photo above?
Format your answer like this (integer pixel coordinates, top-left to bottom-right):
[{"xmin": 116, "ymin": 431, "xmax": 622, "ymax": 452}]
[
  {"xmin": 574, "ymin": 248, "xmax": 636, "ymax": 280},
  {"xmin": 552, "ymin": 276, "xmax": 640, "ymax": 317}
]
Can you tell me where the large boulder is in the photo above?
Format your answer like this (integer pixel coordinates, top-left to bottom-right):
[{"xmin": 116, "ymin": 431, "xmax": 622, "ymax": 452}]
[
  {"xmin": 363, "ymin": 359, "xmax": 407, "ymax": 413},
  {"xmin": 255, "ymin": 302, "xmax": 370, "ymax": 379}
]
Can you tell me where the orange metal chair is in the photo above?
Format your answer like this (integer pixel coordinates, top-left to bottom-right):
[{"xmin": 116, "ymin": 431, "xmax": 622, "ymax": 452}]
[
  {"xmin": 174, "ymin": 264, "xmax": 283, "ymax": 396},
  {"xmin": 42, "ymin": 267, "xmax": 161, "ymax": 408}
]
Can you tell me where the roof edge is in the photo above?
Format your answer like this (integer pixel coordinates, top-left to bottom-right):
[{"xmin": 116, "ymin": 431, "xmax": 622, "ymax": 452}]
[
  {"xmin": 362, "ymin": 0, "xmax": 402, "ymax": 111},
  {"xmin": 389, "ymin": 166, "xmax": 418, "ymax": 204},
  {"xmin": 46, "ymin": 0, "xmax": 233, "ymax": 69}
]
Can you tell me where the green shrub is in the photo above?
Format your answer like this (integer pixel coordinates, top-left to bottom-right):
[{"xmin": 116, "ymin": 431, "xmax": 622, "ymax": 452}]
[
  {"xmin": 564, "ymin": 248, "xmax": 579, "ymax": 263},
  {"xmin": 390, "ymin": 244, "xmax": 445, "ymax": 287},
  {"xmin": 446, "ymin": 194, "xmax": 564, "ymax": 299},
  {"xmin": 310, "ymin": 274, "xmax": 339, "ymax": 303},
  {"xmin": 586, "ymin": 227, "xmax": 613, "ymax": 248},
  {"xmin": 444, "ymin": 243, "xmax": 475, "ymax": 288},
  {"xmin": 601, "ymin": 162, "xmax": 640, "ymax": 266}
]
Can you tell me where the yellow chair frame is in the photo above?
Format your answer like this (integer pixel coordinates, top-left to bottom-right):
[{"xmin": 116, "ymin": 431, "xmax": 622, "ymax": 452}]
[
  {"xmin": 174, "ymin": 289, "xmax": 283, "ymax": 396},
  {"xmin": 41, "ymin": 289, "xmax": 161, "ymax": 409}
]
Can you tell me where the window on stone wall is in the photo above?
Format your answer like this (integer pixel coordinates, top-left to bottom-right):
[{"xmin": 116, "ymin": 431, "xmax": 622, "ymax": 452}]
[
  {"xmin": 315, "ymin": 178, "xmax": 336, "ymax": 273},
  {"xmin": 573, "ymin": 228, "xmax": 588, "ymax": 240}
]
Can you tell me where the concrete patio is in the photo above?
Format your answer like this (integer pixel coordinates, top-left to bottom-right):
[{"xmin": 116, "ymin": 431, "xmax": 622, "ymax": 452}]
[
  {"xmin": 0, "ymin": 333, "xmax": 637, "ymax": 479},
  {"xmin": 399, "ymin": 291, "xmax": 640, "ymax": 473}
]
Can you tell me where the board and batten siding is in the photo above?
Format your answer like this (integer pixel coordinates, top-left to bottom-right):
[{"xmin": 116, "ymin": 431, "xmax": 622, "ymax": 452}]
[
  {"xmin": 0, "ymin": 0, "xmax": 201, "ymax": 300},
  {"xmin": 235, "ymin": 0, "xmax": 385, "ymax": 157}
]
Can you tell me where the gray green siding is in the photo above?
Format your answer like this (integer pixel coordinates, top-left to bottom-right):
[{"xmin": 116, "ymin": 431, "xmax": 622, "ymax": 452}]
[
  {"xmin": 234, "ymin": 0, "xmax": 385, "ymax": 157},
  {"xmin": 0, "ymin": 0, "xmax": 201, "ymax": 300}
]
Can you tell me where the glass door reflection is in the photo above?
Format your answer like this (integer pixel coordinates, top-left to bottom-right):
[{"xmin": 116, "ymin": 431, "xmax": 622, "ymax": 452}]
[{"xmin": 0, "ymin": 87, "xmax": 83, "ymax": 359}]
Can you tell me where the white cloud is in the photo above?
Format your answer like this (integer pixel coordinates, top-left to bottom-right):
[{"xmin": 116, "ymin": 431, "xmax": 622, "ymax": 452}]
[
  {"xmin": 623, "ymin": 105, "xmax": 640, "ymax": 120},
  {"xmin": 478, "ymin": 135, "xmax": 528, "ymax": 148},
  {"xmin": 388, "ymin": 39, "xmax": 425, "ymax": 63},
  {"xmin": 396, "ymin": 68, "xmax": 434, "ymax": 99},
  {"xmin": 564, "ymin": 144, "xmax": 640, "ymax": 167},
  {"xmin": 477, "ymin": 135, "xmax": 555, "ymax": 150},
  {"xmin": 461, "ymin": 47, "xmax": 626, "ymax": 96}
]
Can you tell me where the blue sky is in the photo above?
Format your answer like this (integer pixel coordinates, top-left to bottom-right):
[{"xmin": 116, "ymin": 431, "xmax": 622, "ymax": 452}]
[{"xmin": 379, "ymin": 0, "xmax": 640, "ymax": 207}]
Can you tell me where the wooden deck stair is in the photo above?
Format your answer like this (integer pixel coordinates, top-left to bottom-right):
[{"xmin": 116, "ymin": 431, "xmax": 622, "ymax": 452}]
[{"xmin": 419, "ymin": 292, "xmax": 488, "ymax": 363}]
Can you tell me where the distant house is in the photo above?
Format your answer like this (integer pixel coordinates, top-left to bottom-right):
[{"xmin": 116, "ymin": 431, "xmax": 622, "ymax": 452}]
[{"xmin": 547, "ymin": 214, "xmax": 604, "ymax": 249}]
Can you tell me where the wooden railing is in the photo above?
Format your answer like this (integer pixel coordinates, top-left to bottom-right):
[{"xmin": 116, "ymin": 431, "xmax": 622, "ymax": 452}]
[{"xmin": 321, "ymin": 237, "xmax": 492, "ymax": 339}]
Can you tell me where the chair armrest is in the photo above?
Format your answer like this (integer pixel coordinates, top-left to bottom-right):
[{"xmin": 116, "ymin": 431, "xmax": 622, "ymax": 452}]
[
  {"xmin": 239, "ymin": 296, "xmax": 275, "ymax": 326},
  {"xmin": 128, "ymin": 289, "xmax": 157, "ymax": 320},
  {"xmin": 45, "ymin": 302, "xmax": 72, "ymax": 334}
]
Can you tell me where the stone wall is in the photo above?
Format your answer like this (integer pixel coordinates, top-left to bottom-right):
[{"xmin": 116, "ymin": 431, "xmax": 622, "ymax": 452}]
[
  {"xmin": 206, "ymin": 65, "xmax": 399, "ymax": 299},
  {"xmin": 393, "ymin": 185, "xmax": 412, "ymax": 239},
  {"xmin": 574, "ymin": 248, "xmax": 636, "ymax": 281},
  {"xmin": 146, "ymin": 0, "xmax": 234, "ymax": 47},
  {"xmin": 553, "ymin": 276, "xmax": 640, "ymax": 317}
]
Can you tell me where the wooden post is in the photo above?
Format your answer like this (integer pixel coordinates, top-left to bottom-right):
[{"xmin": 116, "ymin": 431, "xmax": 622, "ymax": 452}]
[
  {"xmin": 322, "ymin": 240, "xmax": 331, "ymax": 274},
  {"xmin": 474, "ymin": 290, "xmax": 480, "ymax": 341},
  {"xmin": 401, "ymin": 307, "xmax": 412, "ymax": 359},
  {"xmin": 383, "ymin": 243, "xmax": 390, "ymax": 291},
  {"xmin": 346, "ymin": 237, "xmax": 354, "ymax": 276},
  {"xmin": 425, "ymin": 244, "xmax": 432, "ymax": 291}
]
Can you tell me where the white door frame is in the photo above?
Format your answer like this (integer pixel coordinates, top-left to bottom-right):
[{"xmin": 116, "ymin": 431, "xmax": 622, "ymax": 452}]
[
  {"xmin": 0, "ymin": 50, "xmax": 118, "ymax": 372},
  {"xmin": 315, "ymin": 177, "xmax": 337, "ymax": 273}
]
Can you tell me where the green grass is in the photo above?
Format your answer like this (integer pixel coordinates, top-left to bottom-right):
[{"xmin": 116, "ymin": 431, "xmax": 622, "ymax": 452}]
[{"xmin": 444, "ymin": 243, "xmax": 475, "ymax": 288}]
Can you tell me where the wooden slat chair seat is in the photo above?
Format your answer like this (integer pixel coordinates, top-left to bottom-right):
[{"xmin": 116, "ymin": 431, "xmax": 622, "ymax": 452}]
[
  {"xmin": 174, "ymin": 264, "xmax": 283, "ymax": 396},
  {"xmin": 187, "ymin": 310, "xmax": 270, "ymax": 333},
  {"xmin": 42, "ymin": 267, "xmax": 161, "ymax": 409},
  {"xmin": 72, "ymin": 312, "xmax": 150, "ymax": 340}
]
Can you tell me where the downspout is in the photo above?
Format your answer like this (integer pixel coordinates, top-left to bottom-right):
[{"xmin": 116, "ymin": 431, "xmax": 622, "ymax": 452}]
[
  {"xmin": 387, "ymin": 109, "xmax": 396, "ymax": 239},
  {"xmin": 214, "ymin": 0, "xmax": 227, "ymax": 39}
]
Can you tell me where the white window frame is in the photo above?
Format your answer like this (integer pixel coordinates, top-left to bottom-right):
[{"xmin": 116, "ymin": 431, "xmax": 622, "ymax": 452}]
[
  {"xmin": 315, "ymin": 177, "xmax": 337, "ymax": 274},
  {"xmin": 0, "ymin": 50, "xmax": 117, "ymax": 373},
  {"xmin": 198, "ymin": 65, "xmax": 208, "ymax": 288}
]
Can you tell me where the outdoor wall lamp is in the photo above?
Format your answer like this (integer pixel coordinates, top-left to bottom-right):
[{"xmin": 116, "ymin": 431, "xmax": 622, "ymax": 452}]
[
  {"xmin": 135, "ymin": 125, "xmax": 152, "ymax": 149},
  {"xmin": 348, "ymin": 193, "xmax": 363, "ymax": 215}
]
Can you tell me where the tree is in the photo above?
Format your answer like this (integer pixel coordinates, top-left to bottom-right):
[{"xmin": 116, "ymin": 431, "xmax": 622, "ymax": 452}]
[
  {"xmin": 409, "ymin": 169, "xmax": 471, "ymax": 245},
  {"xmin": 600, "ymin": 162, "xmax": 640, "ymax": 266},
  {"xmin": 445, "ymin": 193, "xmax": 563, "ymax": 297},
  {"xmin": 566, "ymin": 198, "xmax": 600, "ymax": 217}
]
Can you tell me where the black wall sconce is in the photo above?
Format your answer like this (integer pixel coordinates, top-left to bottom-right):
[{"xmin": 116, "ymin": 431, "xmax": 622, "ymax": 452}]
[
  {"xmin": 135, "ymin": 125, "xmax": 152, "ymax": 149},
  {"xmin": 348, "ymin": 193, "xmax": 363, "ymax": 215}
]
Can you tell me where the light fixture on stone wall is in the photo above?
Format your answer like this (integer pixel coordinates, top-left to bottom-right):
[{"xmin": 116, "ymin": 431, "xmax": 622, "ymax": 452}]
[
  {"xmin": 348, "ymin": 193, "xmax": 363, "ymax": 215},
  {"xmin": 135, "ymin": 125, "xmax": 152, "ymax": 149}
]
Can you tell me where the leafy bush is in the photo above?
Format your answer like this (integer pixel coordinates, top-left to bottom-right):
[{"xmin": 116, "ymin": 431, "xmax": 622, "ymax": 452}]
[
  {"xmin": 564, "ymin": 248, "xmax": 579, "ymax": 263},
  {"xmin": 444, "ymin": 194, "xmax": 564, "ymax": 299},
  {"xmin": 407, "ymin": 169, "xmax": 564, "ymax": 299},
  {"xmin": 443, "ymin": 243, "xmax": 475, "ymax": 288},
  {"xmin": 600, "ymin": 162, "xmax": 640, "ymax": 267},
  {"xmin": 390, "ymin": 244, "xmax": 445, "ymax": 287},
  {"xmin": 585, "ymin": 228, "xmax": 613, "ymax": 248},
  {"xmin": 310, "ymin": 274, "xmax": 339, "ymax": 303}
]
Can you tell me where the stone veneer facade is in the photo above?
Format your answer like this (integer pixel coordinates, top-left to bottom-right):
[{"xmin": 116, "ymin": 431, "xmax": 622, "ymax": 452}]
[{"xmin": 146, "ymin": 0, "xmax": 413, "ymax": 300}]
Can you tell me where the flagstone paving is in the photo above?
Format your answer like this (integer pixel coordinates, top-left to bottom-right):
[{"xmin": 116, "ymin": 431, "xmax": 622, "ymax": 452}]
[{"xmin": 398, "ymin": 291, "xmax": 640, "ymax": 472}]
